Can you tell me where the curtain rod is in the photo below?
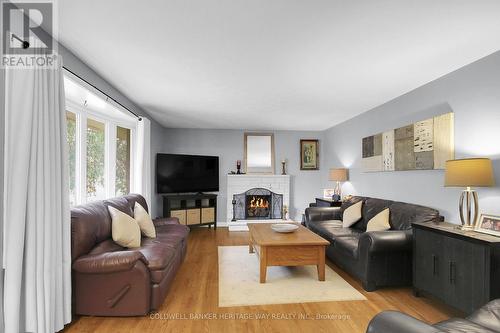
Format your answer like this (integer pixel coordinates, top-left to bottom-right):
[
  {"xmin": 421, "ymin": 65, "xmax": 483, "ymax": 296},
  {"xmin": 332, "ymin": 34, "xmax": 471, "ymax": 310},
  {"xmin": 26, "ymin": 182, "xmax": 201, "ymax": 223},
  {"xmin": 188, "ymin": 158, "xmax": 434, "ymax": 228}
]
[{"xmin": 63, "ymin": 66, "xmax": 142, "ymax": 121}]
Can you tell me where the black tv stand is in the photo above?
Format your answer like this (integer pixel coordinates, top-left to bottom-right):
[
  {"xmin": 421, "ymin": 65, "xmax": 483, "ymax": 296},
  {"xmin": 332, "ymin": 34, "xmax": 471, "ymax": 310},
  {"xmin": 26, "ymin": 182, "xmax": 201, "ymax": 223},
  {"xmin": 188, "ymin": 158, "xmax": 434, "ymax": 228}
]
[{"xmin": 162, "ymin": 193, "xmax": 217, "ymax": 229}]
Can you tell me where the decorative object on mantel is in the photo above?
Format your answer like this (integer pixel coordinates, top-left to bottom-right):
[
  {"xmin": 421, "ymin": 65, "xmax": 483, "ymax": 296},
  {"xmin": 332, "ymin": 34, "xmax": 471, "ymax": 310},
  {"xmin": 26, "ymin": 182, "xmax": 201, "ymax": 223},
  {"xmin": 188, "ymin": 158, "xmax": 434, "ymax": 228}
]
[
  {"xmin": 283, "ymin": 205, "xmax": 289, "ymax": 220},
  {"xmin": 236, "ymin": 160, "xmax": 242, "ymax": 174},
  {"xmin": 445, "ymin": 158, "xmax": 495, "ymax": 230},
  {"xmin": 281, "ymin": 160, "xmax": 287, "ymax": 175},
  {"xmin": 361, "ymin": 112, "xmax": 454, "ymax": 172},
  {"xmin": 475, "ymin": 214, "xmax": 500, "ymax": 237},
  {"xmin": 300, "ymin": 139, "xmax": 319, "ymax": 170},
  {"xmin": 329, "ymin": 168, "xmax": 348, "ymax": 202}
]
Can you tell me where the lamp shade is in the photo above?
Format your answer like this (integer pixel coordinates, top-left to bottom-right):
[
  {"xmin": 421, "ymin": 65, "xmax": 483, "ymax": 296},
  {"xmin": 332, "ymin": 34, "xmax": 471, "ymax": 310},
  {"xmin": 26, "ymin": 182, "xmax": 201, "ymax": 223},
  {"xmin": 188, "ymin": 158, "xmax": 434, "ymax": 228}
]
[
  {"xmin": 329, "ymin": 168, "xmax": 348, "ymax": 182},
  {"xmin": 445, "ymin": 158, "xmax": 495, "ymax": 187}
]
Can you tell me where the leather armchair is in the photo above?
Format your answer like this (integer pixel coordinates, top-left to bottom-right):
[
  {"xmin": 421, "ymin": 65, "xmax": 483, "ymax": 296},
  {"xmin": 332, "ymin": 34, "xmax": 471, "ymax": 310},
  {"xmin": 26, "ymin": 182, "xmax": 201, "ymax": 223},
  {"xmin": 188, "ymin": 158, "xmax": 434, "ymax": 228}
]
[
  {"xmin": 366, "ymin": 311, "xmax": 440, "ymax": 333},
  {"xmin": 366, "ymin": 299, "xmax": 500, "ymax": 333},
  {"xmin": 305, "ymin": 196, "xmax": 439, "ymax": 291}
]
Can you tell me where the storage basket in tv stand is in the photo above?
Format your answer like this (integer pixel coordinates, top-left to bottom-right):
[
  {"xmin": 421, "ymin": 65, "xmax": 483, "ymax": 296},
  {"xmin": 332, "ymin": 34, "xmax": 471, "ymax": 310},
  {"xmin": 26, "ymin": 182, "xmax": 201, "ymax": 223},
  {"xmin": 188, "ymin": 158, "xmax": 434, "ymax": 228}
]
[{"xmin": 162, "ymin": 194, "xmax": 217, "ymax": 229}]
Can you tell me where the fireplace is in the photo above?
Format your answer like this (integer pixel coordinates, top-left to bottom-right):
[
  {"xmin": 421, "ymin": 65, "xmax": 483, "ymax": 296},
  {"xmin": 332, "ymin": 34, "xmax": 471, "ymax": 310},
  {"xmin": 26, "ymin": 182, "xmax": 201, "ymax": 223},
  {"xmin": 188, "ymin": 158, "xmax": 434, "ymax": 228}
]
[
  {"xmin": 232, "ymin": 188, "xmax": 283, "ymax": 220},
  {"xmin": 246, "ymin": 195, "xmax": 271, "ymax": 218},
  {"xmin": 227, "ymin": 175, "xmax": 290, "ymax": 231}
]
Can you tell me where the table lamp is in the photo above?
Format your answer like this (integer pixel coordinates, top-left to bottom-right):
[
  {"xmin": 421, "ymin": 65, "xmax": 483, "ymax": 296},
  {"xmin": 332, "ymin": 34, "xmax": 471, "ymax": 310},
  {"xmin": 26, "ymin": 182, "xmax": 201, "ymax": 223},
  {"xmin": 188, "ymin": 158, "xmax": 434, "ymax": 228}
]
[
  {"xmin": 445, "ymin": 158, "xmax": 495, "ymax": 229},
  {"xmin": 329, "ymin": 168, "xmax": 348, "ymax": 202}
]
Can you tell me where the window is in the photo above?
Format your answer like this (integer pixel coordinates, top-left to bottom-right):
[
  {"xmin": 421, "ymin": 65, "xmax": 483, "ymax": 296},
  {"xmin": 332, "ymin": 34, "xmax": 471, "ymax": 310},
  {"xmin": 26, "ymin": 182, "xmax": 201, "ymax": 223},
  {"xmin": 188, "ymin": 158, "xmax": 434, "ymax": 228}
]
[
  {"xmin": 66, "ymin": 111, "xmax": 77, "ymax": 206},
  {"xmin": 86, "ymin": 118, "xmax": 106, "ymax": 201},
  {"xmin": 116, "ymin": 126, "xmax": 131, "ymax": 196},
  {"xmin": 64, "ymin": 75, "xmax": 136, "ymax": 206}
]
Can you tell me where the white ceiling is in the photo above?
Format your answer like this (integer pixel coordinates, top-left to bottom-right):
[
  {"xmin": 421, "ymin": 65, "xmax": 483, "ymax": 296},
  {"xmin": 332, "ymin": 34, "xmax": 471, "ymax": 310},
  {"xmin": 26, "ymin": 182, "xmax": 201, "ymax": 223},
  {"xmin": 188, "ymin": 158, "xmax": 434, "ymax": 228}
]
[{"xmin": 56, "ymin": 0, "xmax": 500, "ymax": 130}]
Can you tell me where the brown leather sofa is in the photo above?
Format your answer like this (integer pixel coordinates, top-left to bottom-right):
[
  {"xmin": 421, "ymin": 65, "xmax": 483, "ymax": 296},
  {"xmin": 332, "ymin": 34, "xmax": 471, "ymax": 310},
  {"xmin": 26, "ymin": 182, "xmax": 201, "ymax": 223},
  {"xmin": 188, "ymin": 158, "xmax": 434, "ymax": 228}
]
[{"xmin": 71, "ymin": 194, "xmax": 189, "ymax": 316}]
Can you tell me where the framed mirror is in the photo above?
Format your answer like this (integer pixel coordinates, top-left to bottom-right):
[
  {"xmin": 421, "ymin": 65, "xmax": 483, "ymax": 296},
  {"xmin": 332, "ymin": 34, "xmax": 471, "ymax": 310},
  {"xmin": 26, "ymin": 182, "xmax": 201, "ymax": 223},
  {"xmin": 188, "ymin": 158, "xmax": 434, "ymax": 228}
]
[{"xmin": 244, "ymin": 133, "xmax": 275, "ymax": 174}]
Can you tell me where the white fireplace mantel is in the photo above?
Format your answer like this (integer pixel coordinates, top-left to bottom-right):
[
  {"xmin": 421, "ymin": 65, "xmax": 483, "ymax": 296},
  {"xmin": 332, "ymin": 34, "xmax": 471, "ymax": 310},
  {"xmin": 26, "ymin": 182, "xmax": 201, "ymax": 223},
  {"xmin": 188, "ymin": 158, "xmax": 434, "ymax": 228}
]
[{"xmin": 226, "ymin": 174, "xmax": 291, "ymax": 231}]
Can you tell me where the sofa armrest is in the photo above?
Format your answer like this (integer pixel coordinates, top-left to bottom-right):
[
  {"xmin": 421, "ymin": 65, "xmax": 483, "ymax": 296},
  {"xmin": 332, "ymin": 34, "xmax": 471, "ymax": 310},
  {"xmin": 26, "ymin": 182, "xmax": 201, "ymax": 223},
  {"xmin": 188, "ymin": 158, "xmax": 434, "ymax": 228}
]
[
  {"xmin": 73, "ymin": 251, "xmax": 149, "ymax": 274},
  {"xmin": 305, "ymin": 207, "xmax": 342, "ymax": 223},
  {"xmin": 153, "ymin": 217, "xmax": 180, "ymax": 227},
  {"xmin": 366, "ymin": 311, "xmax": 440, "ymax": 333},
  {"xmin": 359, "ymin": 230, "xmax": 412, "ymax": 253},
  {"xmin": 466, "ymin": 299, "xmax": 500, "ymax": 332}
]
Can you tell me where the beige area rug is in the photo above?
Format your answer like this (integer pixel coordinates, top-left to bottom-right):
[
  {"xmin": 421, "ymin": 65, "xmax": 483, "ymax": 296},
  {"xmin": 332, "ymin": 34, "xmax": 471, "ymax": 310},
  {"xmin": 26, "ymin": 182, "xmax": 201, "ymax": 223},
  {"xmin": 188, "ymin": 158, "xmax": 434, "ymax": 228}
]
[{"xmin": 218, "ymin": 246, "xmax": 366, "ymax": 307}]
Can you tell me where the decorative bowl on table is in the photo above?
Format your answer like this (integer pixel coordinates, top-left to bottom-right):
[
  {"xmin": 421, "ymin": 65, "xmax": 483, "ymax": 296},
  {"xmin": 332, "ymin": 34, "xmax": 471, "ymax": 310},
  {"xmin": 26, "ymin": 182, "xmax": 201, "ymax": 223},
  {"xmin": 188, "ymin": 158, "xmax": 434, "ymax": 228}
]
[{"xmin": 271, "ymin": 223, "xmax": 299, "ymax": 233}]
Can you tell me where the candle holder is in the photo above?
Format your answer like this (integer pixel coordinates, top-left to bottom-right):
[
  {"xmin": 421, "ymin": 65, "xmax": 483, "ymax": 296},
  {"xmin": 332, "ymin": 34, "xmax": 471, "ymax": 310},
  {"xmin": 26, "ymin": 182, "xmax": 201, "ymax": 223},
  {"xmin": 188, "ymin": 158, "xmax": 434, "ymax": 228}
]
[
  {"xmin": 236, "ymin": 160, "xmax": 242, "ymax": 174},
  {"xmin": 281, "ymin": 160, "xmax": 286, "ymax": 175}
]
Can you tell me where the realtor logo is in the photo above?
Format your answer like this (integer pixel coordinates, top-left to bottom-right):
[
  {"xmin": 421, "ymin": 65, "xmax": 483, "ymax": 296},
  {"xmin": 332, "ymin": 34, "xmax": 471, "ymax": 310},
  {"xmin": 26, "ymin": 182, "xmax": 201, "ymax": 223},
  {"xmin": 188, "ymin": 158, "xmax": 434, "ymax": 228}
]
[{"xmin": 1, "ymin": 0, "xmax": 57, "ymax": 67}]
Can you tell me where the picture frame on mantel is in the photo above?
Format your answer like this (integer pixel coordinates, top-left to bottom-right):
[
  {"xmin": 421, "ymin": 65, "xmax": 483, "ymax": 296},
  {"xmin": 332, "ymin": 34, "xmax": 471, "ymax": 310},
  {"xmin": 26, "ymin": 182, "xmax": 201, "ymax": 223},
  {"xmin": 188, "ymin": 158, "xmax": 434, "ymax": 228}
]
[{"xmin": 300, "ymin": 139, "xmax": 319, "ymax": 170}]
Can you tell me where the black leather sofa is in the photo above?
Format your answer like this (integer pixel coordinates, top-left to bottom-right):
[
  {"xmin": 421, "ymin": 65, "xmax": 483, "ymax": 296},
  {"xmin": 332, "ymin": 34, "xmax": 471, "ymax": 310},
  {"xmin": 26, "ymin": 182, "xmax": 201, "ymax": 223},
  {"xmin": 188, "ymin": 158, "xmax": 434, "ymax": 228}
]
[
  {"xmin": 366, "ymin": 299, "xmax": 500, "ymax": 333},
  {"xmin": 305, "ymin": 196, "xmax": 440, "ymax": 291}
]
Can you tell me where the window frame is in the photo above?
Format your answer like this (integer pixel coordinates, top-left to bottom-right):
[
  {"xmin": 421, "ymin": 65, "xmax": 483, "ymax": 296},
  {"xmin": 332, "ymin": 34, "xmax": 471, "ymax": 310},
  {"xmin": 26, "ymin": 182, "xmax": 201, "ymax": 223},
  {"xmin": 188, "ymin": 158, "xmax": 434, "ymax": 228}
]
[{"xmin": 66, "ymin": 99, "xmax": 137, "ymax": 205}]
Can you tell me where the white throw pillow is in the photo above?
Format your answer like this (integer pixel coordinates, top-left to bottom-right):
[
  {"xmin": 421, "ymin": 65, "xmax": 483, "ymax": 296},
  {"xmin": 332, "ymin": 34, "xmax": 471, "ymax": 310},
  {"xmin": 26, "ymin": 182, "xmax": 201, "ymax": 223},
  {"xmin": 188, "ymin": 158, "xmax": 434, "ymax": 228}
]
[
  {"xmin": 134, "ymin": 202, "xmax": 156, "ymax": 238},
  {"xmin": 108, "ymin": 206, "xmax": 141, "ymax": 248},
  {"xmin": 342, "ymin": 201, "xmax": 363, "ymax": 228},
  {"xmin": 366, "ymin": 208, "xmax": 391, "ymax": 232}
]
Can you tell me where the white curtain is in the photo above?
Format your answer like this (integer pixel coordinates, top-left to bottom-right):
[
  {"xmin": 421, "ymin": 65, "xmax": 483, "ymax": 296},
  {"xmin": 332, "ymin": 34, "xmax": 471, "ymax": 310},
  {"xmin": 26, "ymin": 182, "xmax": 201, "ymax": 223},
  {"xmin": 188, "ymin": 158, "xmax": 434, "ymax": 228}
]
[
  {"xmin": 0, "ymin": 66, "xmax": 5, "ymax": 332},
  {"xmin": 3, "ymin": 56, "xmax": 72, "ymax": 332},
  {"xmin": 134, "ymin": 117, "xmax": 151, "ymax": 206}
]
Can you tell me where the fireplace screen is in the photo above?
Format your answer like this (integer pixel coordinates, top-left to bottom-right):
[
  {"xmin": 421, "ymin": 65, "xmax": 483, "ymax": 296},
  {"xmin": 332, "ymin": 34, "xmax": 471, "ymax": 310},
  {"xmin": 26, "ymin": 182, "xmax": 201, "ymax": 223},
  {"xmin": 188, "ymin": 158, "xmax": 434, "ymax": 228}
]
[{"xmin": 232, "ymin": 188, "xmax": 283, "ymax": 220}]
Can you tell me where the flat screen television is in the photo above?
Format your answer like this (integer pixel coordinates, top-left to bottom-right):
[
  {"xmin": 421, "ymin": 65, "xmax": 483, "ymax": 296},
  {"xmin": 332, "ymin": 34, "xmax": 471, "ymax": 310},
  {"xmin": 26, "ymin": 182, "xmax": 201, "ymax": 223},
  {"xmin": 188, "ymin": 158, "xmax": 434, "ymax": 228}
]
[{"xmin": 156, "ymin": 154, "xmax": 219, "ymax": 193}]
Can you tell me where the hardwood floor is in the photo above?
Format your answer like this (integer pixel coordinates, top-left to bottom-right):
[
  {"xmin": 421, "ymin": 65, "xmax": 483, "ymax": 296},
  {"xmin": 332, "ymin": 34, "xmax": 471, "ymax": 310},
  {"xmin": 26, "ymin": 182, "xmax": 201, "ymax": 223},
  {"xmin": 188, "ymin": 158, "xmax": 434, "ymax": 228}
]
[{"xmin": 64, "ymin": 227, "xmax": 460, "ymax": 333}]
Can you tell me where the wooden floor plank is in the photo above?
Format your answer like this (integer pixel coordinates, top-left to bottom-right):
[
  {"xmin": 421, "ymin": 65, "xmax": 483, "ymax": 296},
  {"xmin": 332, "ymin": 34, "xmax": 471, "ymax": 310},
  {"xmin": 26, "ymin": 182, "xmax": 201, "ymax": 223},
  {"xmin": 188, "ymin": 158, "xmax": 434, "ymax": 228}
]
[{"xmin": 64, "ymin": 227, "xmax": 460, "ymax": 333}]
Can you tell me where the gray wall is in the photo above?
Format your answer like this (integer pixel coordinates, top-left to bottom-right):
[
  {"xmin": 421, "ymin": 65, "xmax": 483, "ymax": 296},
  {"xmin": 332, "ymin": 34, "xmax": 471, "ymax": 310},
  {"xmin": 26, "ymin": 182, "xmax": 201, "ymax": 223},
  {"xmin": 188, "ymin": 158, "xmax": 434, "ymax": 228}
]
[
  {"xmin": 162, "ymin": 128, "xmax": 325, "ymax": 222},
  {"xmin": 323, "ymin": 50, "xmax": 500, "ymax": 223}
]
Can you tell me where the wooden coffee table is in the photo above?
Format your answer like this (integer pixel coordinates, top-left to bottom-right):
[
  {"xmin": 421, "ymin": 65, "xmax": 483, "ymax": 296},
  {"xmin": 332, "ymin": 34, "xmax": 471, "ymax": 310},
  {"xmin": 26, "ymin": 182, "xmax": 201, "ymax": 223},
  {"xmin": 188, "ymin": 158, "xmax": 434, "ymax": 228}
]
[{"xmin": 248, "ymin": 223, "xmax": 329, "ymax": 283}]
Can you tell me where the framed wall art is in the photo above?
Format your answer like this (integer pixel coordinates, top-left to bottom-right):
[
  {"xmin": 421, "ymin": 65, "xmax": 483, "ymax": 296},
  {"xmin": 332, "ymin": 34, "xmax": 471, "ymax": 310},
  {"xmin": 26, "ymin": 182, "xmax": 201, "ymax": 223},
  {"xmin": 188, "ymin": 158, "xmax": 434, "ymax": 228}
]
[
  {"xmin": 361, "ymin": 112, "xmax": 454, "ymax": 172},
  {"xmin": 300, "ymin": 139, "xmax": 319, "ymax": 170}
]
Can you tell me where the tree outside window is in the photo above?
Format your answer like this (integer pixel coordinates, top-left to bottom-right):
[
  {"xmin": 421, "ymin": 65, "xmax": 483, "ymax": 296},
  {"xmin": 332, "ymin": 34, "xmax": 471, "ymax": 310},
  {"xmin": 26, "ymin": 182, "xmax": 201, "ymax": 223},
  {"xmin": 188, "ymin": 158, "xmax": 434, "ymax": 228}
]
[
  {"xmin": 116, "ymin": 126, "xmax": 131, "ymax": 196},
  {"xmin": 86, "ymin": 118, "xmax": 105, "ymax": 201},
  {"xmin": 66, "ymin": 111, "xmax": 77, "ymax": 206}
]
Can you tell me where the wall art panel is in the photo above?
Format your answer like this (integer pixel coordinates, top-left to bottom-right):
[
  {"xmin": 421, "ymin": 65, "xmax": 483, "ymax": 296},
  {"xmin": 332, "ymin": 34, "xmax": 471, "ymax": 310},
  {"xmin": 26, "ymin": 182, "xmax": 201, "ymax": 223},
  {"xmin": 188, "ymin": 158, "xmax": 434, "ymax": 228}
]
[{"xmin": 361, "ymin": 112, "xmax": 454, "ymax": 172}]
